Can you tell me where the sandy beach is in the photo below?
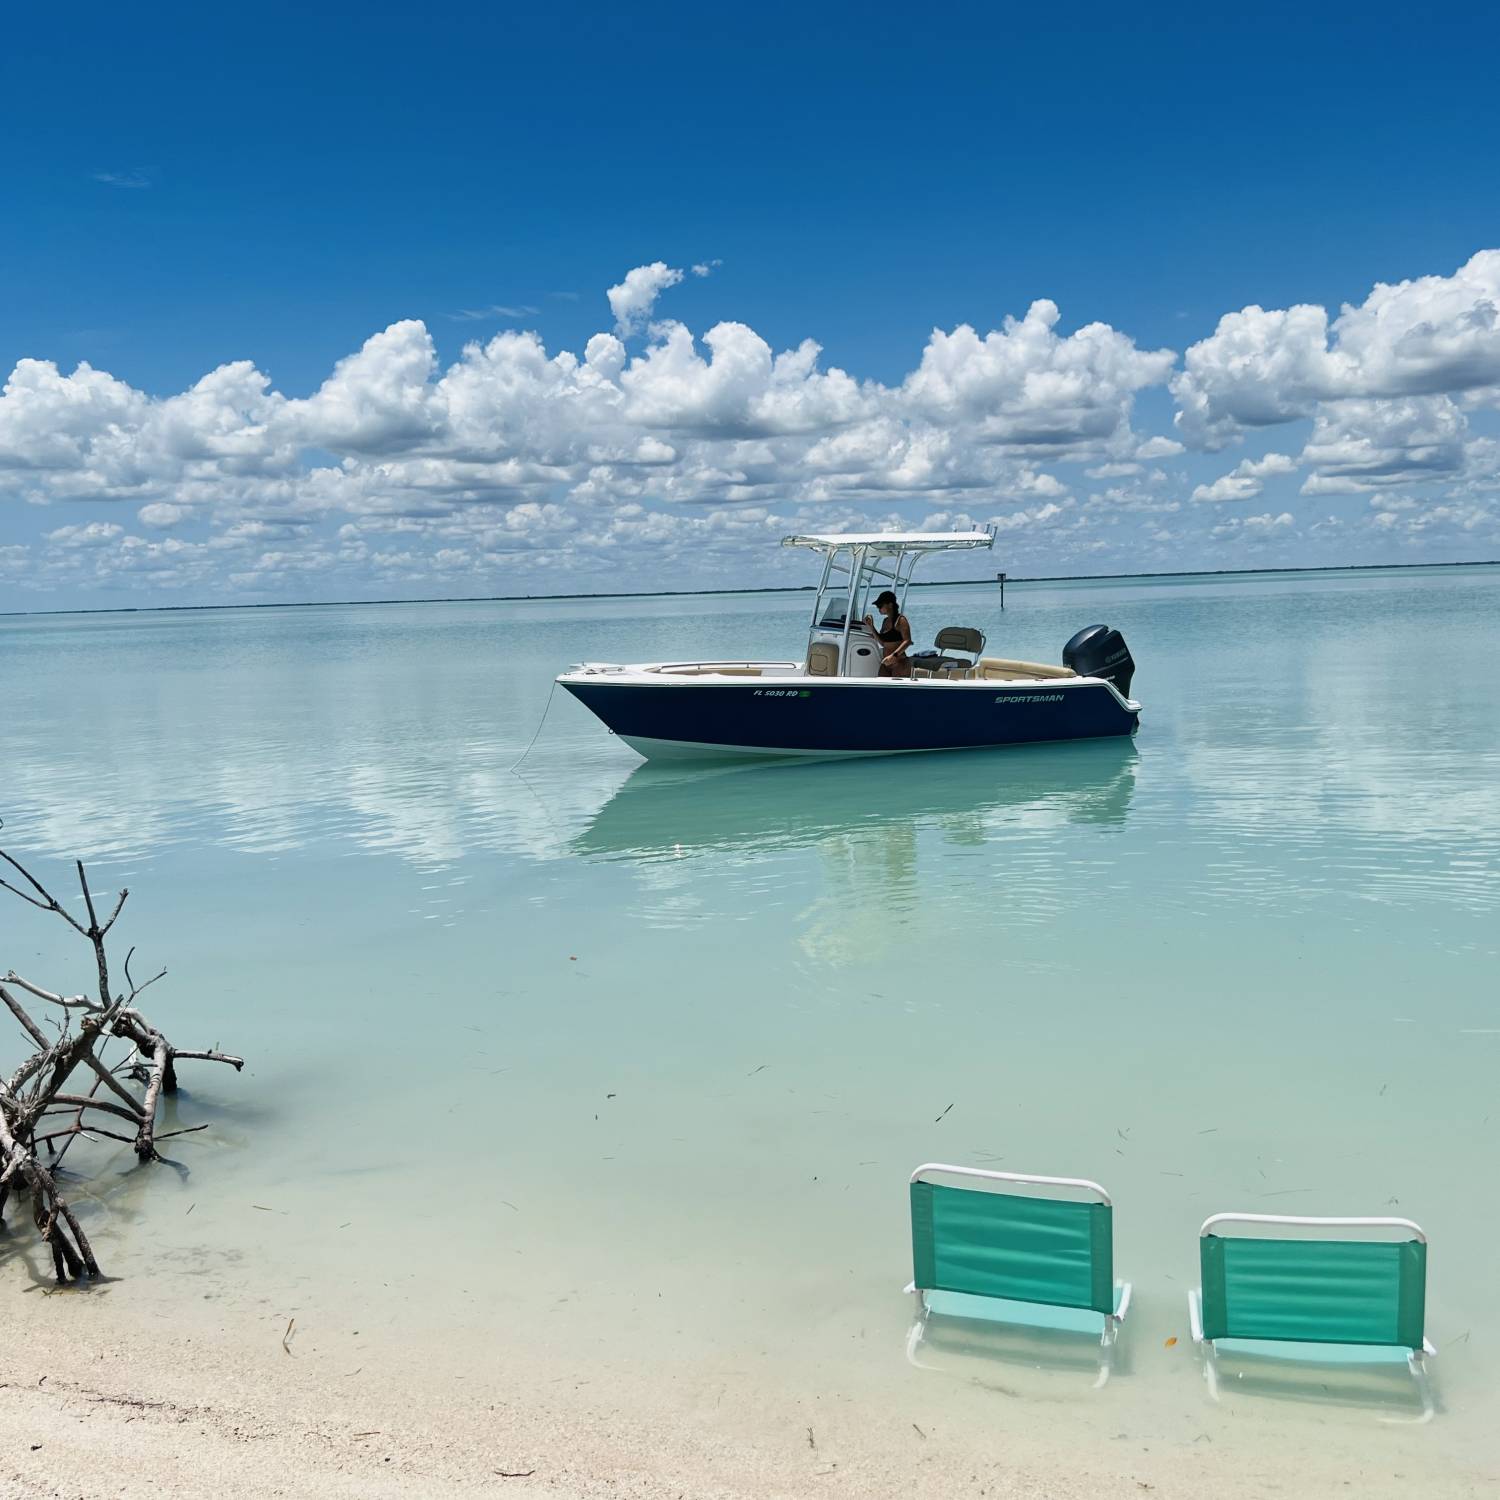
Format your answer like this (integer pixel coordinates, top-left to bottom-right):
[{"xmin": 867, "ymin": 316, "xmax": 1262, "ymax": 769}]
[{"xmin": 4, "ymin": 1283, "xmax": 1495, "ymax": 1500}]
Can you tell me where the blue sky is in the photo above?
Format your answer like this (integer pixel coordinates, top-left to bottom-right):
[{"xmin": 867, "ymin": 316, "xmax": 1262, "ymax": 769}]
[{"xmin": 4, "ymin": 2, "xmax": 1500, "ymax": 606}]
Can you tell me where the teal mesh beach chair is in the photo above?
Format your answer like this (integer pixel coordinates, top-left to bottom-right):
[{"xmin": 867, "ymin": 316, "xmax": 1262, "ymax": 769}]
[
  {"xmin": 1188, "ymin": 1213, "xmax": 1436, "ymax": 1422},
  {"xmin": 905, "ymin": 1163, "xmax": 1132, "ymax": 1387}
]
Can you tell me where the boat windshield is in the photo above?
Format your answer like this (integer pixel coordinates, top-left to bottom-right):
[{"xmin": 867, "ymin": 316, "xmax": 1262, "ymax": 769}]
[{"xmin": 816, "ymin": 593, "xmax": 852, "ymax": 628}]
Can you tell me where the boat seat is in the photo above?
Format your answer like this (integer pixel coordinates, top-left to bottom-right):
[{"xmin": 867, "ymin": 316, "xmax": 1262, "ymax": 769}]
[
  {"xmin": 976, "ymin": 657, "xmax": 1078, "ymax": 682},
  {"xmin": 936, "ymin": 625, "xmax": 985, "ymax": 657},
  {"xmin": 910, "ymin": 625, "xmax": 986, "ymax": 677},
  {"xmin": 807, "ymin": 642, "xmax": 839, "ymax": 677}
]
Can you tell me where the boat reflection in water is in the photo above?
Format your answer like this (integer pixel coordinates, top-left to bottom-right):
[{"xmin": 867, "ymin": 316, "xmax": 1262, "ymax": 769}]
[
  {"xmin": 575, "ymin": 740, "xmax": 1139, "ymax": 957},
  {"xmin": 574, "ymin": 739, "xmax": 1139, "ymax": 866}
]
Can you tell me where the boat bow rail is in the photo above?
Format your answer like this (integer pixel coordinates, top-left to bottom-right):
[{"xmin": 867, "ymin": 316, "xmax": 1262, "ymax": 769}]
[{"xmin": 564, "ymin": 660, "xmax": 802, "ymax": 679}]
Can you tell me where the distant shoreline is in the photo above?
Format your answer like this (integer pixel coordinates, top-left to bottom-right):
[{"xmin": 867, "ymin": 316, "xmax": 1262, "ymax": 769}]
[{"xmin": 3, "ymin": 556, "xmax": 1496, "ymax": 619}]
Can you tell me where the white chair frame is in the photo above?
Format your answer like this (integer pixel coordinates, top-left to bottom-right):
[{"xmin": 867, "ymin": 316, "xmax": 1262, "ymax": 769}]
[
  {"xmin": 1187, "ymin": 1212, "xmax": 1437, "ymax": 1424},
  {"xmin": 904, "ymin": 1163, "xmax": 1132, "ymax": 1389}
]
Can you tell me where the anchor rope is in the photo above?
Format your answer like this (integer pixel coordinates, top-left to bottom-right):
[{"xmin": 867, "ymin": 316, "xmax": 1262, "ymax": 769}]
[{"xmin": 508, "ymin": 679, "xmax": 560, "ymax": 772}]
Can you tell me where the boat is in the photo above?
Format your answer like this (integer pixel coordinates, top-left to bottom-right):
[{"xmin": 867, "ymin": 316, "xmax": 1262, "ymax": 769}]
[{"xmin": 556, "ymin": 530, "xmax": 1140, "ymax": 761}]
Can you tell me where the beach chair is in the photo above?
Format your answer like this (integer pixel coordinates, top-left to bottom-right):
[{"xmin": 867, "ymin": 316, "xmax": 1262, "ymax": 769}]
[
  {"xmin": 905, "ymin": 1163, "xmax": 1132, "ymax": 1388},
  {"xmin": 1188, "ymin": 1213, "xmax": 1436, "ymax": 1422}
]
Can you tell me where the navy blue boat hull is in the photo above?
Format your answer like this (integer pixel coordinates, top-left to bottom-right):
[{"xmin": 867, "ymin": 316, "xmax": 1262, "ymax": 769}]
[{"xmin": 559, "ymin": 677, "xmax": 1139, "ymax": 759}]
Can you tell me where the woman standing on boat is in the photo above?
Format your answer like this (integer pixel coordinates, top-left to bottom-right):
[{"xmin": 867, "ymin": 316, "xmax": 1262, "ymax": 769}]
[{"xmin": 865, "ymin": 590, "xmax": 913, "ymax": 677}]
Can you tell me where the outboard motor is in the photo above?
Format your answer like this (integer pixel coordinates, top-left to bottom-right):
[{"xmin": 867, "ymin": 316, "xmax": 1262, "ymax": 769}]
[{"xmin": 1062, "ymin": 624, "xmax": 1135, "ymax": 698}]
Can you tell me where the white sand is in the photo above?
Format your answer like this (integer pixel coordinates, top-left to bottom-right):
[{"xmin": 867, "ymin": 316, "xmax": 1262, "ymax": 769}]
[{"xmin": 3, "ymin": 1289, "xmax": 1495, "ymax": 1500}]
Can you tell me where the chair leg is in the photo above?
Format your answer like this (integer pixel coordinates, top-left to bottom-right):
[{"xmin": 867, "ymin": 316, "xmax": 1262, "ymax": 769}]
[
  {"xmin": 904, "ymin": 1286, "xmax": 932, "ymax": 1369},
  {"xmin": 1093, "ymin": 1316, "xmax": 1118, "ymax": 1390},
  {"xmin": 1185, "ymin": 1288, "xmax": 1221, "ymax": 1403},
  {"xmin": 1378, "ymin": 1351, "xmax": 1436, "ymax": 1425},
  {"xmin": 1202, "ymin": 1346, "xmax": 1221, "ymax": 1403}
]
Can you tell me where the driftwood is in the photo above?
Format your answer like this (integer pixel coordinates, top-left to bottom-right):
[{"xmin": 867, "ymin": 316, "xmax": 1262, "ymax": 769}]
[{"xmin": 0, "ymin": 846, "xmax": 242, "ymax": 1282}]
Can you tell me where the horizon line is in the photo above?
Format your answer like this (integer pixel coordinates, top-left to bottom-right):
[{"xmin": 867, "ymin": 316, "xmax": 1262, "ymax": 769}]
[{"xmin": 2, "ymin": 556, "xmax": 1497, "ymax": 620}]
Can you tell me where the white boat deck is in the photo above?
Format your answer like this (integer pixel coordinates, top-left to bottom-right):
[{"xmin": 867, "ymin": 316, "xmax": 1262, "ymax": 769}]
[{"xmin": 569, "ymin": 657, "xmax": 1084, "ymax": 685}]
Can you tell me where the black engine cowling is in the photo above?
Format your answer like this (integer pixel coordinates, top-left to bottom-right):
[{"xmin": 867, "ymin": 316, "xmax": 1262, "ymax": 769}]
[{"xmin": 1062, "ymin": 624, "xmax": 1135, "ymax": 698}]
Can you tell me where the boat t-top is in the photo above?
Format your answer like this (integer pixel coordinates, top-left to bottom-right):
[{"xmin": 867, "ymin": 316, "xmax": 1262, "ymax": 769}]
[{"xmin": 557, "ymin": 530, "xmax": 1139, "ymax": 761}]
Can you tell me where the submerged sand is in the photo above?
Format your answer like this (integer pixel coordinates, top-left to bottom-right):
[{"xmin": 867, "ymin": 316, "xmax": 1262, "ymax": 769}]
[{"xmin": 3, "ymin": 1288, "xmax": 1494, "ymax": 1500}]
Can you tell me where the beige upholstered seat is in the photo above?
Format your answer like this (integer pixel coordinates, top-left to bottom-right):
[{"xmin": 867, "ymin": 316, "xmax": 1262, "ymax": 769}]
[
  {"xmin": 908, "ymin": 624, "xmax": 986, "ymax": 676},
  {"xmin": 807, "ymin": 642, "xmax": 840, "ymax": 677},
  {"xmin": 975, "ymin": 658, "xmax": 1078, "ymax": 681},
  {"xmin": 934, "ymin": 626, "xmax": 984, "ymax": 658}
]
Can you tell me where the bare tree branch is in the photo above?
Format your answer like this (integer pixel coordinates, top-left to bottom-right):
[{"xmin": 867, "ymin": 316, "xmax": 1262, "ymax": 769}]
[
  {"xmin": 170, "ymin": 1049, "xmax": 246, "ymax": 1072},
  {"xmin": 100, "ymin": 887, "xmax": 129, "ymax": 935},
  {"xmin": 133, "ymin": 1036, "xmax": 171, "ymax": 1159},
  {"xmin": 0, "ymin": 983, "xmax": 50, "ymax": 1051},
  {"xmin": 0, "ymin": 849, "xmax": 86, "ymax": 934},
  {"xmin": 50, "ymin": 1094, "xmax": 147, "ymax": 1126},
  {"xmin": 76, "ymin": 860, "xmax": 100, "ymax": 934},
  {"xmin": 0, "ymin": 876, "xmax": 51, "ymax": 912},
  {"xmin": 0, "ymin": 845, "xmax": 244, "ymax": 1281},
  {"xmin": 81, "ymin": 1052, "xmax": 150, "ymax": 1115},
  {"xmin": 4, "ymin": 972, "xmax": 97, "ymax": 1010}
]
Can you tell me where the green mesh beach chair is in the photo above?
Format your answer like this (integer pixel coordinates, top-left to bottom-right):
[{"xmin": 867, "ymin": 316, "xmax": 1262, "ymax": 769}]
[
  {"xmin": 1188, "ymin": 1213, "xmax": 1436, "ymax": 1422},
  {"xmin": 905, "ymin": 1163, "xmax": 1132, "ymax": 1387}
]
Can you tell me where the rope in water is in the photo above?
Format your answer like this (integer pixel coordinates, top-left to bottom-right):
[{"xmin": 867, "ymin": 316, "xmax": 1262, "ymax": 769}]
[{"xmin": 508, "ymin": 679, "xmax": 560, "ymax": 771}]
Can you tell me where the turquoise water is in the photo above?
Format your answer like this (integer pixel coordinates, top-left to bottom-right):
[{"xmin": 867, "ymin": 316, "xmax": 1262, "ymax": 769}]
[{"xmin": 3, "ymin": 566, "xmax": 1498, "ymax": 1477}]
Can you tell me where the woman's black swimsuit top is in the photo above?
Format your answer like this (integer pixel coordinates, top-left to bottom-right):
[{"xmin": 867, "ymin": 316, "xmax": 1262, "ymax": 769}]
[{"xmin": 878, "ymin": 616, "xmax": 905, "ymax": 645}]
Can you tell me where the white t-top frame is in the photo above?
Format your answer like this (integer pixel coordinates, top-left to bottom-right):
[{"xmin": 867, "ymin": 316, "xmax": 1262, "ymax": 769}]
[{"xmin": 782, "ymin": 530, "xmax": 996, "ymax": 674}]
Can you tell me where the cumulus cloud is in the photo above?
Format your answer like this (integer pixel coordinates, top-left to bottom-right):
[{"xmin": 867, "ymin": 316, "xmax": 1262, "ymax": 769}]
[
  {"xmin": 607, "ymin": 262, "xmax": 685, "ymax": 335},
  {"xmin": 1366, "ymin": 492, "xmax": 1500, "ymax": 541},
  {"xmin": 138, "ymin": 502, "xmax": 189, "ymax": 528},
  {"xmin": 0, "ymin": 268, "xmax": 1174, "ymax": 567},
  {"xmin": 46, "ymin": 522, "xmax": 125, "ymax": 546},
  {"xmin": 1298, "ymin": 397, "xmax": 1467, "ymax": 493},
  {"xmin": 620, "ymin": 324, "xmax": 869, "ymax": 438},
  {"xmin": 1210, "ymin": 511, "xmax": 1295, "ymax": 540},
  {"xmin": 8, "ymin": 250, "xmax": 1500, "ymax": 604},
  {"xmin": 1174, "ymin": 250, "xmax": 1500, "ymax": 449},
  {"xmin": 1191, "ymin": 451, "xmax": 1297, "ymax": 503},
  {"xmin": 901, "ymin": 299, "xmax": 1174, "ymax": 450}
]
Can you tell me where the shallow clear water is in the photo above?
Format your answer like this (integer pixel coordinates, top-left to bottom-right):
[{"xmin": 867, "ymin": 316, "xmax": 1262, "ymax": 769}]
[{"xmin": 3, "ymin": 567, "xmax": 1498, "ymax": 1475}]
